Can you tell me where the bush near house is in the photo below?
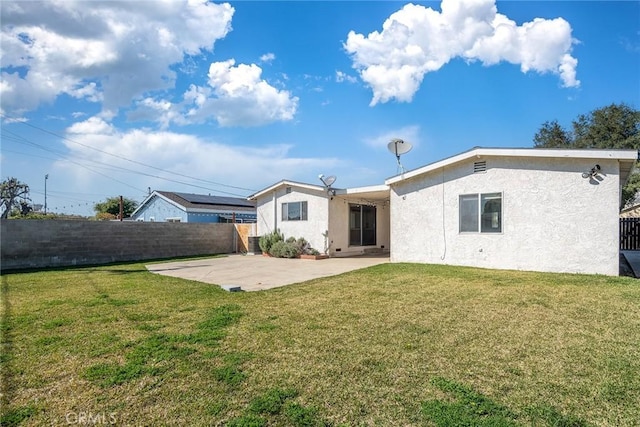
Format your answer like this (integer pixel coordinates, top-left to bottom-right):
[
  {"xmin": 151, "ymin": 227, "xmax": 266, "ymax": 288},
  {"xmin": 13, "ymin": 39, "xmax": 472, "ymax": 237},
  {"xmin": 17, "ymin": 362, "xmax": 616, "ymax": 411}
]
[
  {"xmin": 259, "ymin": 231, "xmax": 320, "ymax": 258},
  {"xmin": 258, "ymin": 230, "xmax": 284, "ymax": 254}
]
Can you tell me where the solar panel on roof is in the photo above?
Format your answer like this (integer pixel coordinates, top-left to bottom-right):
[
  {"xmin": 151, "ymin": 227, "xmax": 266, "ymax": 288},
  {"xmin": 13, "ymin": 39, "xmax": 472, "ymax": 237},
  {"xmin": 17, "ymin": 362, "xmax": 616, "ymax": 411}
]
[{"xmin": 173, "ymin": 192, "xmax": 255, "ymax": 208}]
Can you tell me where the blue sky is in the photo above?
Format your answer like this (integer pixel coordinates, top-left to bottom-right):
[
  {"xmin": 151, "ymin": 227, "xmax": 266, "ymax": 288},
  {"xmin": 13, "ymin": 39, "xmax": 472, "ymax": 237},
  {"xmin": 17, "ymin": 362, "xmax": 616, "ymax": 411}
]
[{"xmin": 1, "ymin": 0, "xmax": 638, "ymax": 216}]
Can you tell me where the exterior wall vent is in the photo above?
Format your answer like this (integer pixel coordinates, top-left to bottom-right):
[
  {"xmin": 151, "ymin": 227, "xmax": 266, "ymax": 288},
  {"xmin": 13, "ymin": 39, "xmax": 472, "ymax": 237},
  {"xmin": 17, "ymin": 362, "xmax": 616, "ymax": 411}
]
[
  {"xmin": 474, "ymin": 161, "xmax": 487, "ymax": 173},
  {"xmin": 285, "ymin": 187, "xmax": 292, "ymax": 194}
]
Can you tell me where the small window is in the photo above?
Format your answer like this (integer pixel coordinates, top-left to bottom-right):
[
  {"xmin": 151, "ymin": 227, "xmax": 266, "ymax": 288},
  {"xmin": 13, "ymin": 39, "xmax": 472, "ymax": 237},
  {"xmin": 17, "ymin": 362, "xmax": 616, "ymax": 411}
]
[
  {"xmin": 459, "ymin": 193, "xmax": 502, "ymax": 233},
  {"xmin": 480, "ymin": 193, "xmax": 501, "ymax": 233},
  {"xmin": 459, "ymin": 194, "xmax": 479, "ymax": 232},
  {"xmin": 282, "ymin": 201, "xmax": 308, "ymax": 221},
  {"xmin": 166, "ymin": 217, "xmax": 181, "ymax": 223}
]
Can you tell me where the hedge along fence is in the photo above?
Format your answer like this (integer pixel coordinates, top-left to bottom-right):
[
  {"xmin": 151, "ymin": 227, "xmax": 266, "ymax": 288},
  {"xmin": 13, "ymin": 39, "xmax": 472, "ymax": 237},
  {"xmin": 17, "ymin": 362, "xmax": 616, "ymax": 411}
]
[{"xmin": 0, "ymin": 220, "xmax": 238, "ymax": 271}]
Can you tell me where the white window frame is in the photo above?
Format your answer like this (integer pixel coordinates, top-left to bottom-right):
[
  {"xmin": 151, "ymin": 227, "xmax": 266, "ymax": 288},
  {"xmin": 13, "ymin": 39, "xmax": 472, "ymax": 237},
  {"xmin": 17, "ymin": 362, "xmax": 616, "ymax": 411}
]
[
  {"xmin": 459, "ymin": 192, "xmax": 502, "ymax": 234},
  {"xmin": 282, "ymin": 201, "xmax": 308, "ymax": 221}
]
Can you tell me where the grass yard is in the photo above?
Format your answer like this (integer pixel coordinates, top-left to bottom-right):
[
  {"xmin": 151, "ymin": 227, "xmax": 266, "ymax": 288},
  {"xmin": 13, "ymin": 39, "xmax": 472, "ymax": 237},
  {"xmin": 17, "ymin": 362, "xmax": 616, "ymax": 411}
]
[{"xmin": 1, "ymin": 261, "xmax": 639, "ymax": 426}]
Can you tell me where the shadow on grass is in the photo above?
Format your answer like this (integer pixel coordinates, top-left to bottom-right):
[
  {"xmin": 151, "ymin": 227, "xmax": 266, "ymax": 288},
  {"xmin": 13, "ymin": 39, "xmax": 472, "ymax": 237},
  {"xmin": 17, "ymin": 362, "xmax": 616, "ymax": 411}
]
[{"xmin": 422, "ymin": 377, "xmax": 589, "ymax": 427}]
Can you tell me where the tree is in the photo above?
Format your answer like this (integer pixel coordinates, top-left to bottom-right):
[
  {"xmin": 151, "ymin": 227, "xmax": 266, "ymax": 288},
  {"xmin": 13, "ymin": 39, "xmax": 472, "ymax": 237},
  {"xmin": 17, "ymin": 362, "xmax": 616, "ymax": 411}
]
[
  {"xmin": 93, "ymin": 196, "xmax": 138, "ymax": 219},
  {"xmin": 533, "ymin": 103, "xmax": 640, "ymax": 206},
  {"xmin": 1, "ymin": 177, "xmax": 30, "ymax": 219},
  {"xmin": 534, "ymin": 103, "xmax": 639, "ymax": 149},
  {"xmin": 533, "ymin": 120, "xmax": 572, "ymax": 148},
  {"xmin": 572, "ymin": 103, "xmax": 640, "ymax": 149}
]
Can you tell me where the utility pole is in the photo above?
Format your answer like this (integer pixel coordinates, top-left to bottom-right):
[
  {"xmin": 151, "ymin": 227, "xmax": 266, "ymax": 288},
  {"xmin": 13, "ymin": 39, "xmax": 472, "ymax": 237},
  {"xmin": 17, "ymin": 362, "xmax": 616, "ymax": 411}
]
[
  {"xmin": 44, "ymin": 174, "xmax": 49, "ymax": 214},
  {"xmin": 119, "ymin": 195, "xmax": 123, "ymax": 221}
]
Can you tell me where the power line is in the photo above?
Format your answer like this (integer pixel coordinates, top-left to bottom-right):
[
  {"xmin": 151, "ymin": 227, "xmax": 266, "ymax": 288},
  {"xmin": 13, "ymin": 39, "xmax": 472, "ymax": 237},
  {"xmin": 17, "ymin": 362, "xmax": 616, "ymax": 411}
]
[
  {"xmin": 2, "ymin": 126, "xmax": 253, "ymax": 197},
  {"xmin": 1, "ymin": 113, "xmax": 258, "ymax": 193},
  {"xmin": 2, "ymin": 128, "xmax": 148, "ymax": 195}
]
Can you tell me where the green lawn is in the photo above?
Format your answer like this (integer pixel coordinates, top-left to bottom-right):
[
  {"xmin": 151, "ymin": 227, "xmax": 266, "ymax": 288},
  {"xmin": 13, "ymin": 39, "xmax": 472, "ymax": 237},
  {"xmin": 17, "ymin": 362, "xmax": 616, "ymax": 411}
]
[{"xmin": 1, "ymin": 262, "xmax": 639, "ymax": 426}]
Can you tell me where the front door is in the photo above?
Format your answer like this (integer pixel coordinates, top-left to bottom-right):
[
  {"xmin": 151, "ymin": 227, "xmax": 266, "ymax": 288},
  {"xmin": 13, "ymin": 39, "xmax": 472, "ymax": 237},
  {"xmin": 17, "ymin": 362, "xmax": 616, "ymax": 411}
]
[{"xmin": 349, "ymin": 204, "xmax": 376, "ymax": 246}]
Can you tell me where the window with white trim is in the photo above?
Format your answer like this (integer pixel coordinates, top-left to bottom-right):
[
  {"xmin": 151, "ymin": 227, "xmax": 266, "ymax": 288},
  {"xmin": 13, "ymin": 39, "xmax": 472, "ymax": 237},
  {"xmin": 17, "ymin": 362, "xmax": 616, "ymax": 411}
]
[
  {"xmin": 282, "ymin": 201, "xmax": 308, "ymax": 221},
  {"xmin": 459, "ymin": 192, "xmax": 502, "ymax": 233}
]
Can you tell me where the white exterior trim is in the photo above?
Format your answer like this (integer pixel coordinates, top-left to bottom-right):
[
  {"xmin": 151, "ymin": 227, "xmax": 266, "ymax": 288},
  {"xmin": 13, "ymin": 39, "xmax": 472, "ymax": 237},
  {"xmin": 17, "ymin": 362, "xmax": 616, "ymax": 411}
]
[
  {"xmin": 386, "ymin": 147, "xmax": 638, "ymax": 185},
  {"xmin": 335, "ymin": 184, "xmax": 389, "ymax": 198},
  {"xmin": 248, "ymin": 180, "xmax": 326, "ymax": 200},
  {"xmin": 131, "ymin": 191, "xmax": 187, "ymax": 217}
]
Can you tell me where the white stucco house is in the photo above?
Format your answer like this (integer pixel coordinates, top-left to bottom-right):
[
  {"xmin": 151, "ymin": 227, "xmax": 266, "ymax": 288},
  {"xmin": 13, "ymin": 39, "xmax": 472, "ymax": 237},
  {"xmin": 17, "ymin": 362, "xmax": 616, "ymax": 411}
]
[
  {"xmin": 248, "ymin": 180, "xmax": 391, "ymax": 257},
  {"xmin": 249, "ymin": 147, "xmax": 638, "ymax": 276}
]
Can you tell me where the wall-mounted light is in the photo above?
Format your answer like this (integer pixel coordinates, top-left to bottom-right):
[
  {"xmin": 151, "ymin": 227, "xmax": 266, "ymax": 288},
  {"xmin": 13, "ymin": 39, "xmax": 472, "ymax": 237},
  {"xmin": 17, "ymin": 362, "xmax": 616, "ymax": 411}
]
[{"xmin": 582, "ymin": 164, "xmax": 601, "ymax": 179}]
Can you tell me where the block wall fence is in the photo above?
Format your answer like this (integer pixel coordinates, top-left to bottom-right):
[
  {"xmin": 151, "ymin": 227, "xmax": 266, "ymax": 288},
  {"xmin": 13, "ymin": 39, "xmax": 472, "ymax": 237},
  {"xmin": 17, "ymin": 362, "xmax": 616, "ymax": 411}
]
[{"xmin": 0, "ymin": 220, "xmax": 249, "ymax": 271}]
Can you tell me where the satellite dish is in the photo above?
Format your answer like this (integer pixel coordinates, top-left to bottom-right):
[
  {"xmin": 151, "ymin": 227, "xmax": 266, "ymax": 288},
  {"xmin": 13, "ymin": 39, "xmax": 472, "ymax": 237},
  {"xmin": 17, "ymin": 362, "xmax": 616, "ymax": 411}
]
[
  {"xmin": 318, "ymin": 174, "xmax": 337, "ymax": 187},
  {"xmin": 387, "ymin": 138, "xmax": 413, "ymax": 173}
]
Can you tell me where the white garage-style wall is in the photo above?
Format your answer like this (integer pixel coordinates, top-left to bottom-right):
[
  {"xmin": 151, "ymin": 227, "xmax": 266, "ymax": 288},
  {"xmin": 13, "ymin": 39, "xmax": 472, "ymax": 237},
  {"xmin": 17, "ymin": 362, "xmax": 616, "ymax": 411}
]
[{"xmin": 387, "ymin": 148, "xmax": 637, "ymax": 276}]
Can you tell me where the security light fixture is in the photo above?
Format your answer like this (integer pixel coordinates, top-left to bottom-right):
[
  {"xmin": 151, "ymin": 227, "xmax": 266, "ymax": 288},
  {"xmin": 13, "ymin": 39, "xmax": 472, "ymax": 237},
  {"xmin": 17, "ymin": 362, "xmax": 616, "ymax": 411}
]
[{"xmin": 582, "ymin": 164, "xmax": 601, "ymax": 179}]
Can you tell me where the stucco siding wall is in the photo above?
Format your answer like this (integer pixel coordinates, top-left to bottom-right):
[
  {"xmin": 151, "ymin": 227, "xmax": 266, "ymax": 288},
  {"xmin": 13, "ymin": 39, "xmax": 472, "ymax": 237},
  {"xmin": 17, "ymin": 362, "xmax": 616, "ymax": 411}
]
[
  {"xmin": 377, "ymin": 204, "xmax": 391, "ymax": 251},
  {"xmin": 255, "ymin": 187, "xmax": 328, "ymax": 252},
  {"xmin": 390, "ymin": 157, "xmax": 620, "ymax": 275},
  {"xmin": 133, "ymin": 196, "xmax": 186, "ymax": 222},
  {"xmin": 256, "ymin": 197, "xmax": 275, "ymax": 237},
  {"xmin": 327, "ymin": 198, "xmax": 350, "ymax": 255}
]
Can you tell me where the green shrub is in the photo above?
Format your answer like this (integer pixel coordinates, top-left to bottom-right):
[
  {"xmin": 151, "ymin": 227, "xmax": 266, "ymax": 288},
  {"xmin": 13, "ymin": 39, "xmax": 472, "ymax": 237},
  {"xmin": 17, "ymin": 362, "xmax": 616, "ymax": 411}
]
[
  {"xmin": 268, "ymin": 241, "xmax": 286, "ymax": 258},
  {"xmin": 259, "ymin": 230, "xmax": 283, "ymax": 253},
  {"xmin": 265, "ymin": 234, "xmax": 321, "ymax": 258},
  {"xmin": 280, "ymin": 242, "xmax": 300, "ymax": 258}
]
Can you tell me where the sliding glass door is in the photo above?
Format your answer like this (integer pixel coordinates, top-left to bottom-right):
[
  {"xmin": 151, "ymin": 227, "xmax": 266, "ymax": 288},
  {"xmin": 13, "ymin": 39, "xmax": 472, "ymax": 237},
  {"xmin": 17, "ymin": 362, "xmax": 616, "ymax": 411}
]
[{"xmin": 349, "ymin": 204, "xmax": 376, "ymax": 246}]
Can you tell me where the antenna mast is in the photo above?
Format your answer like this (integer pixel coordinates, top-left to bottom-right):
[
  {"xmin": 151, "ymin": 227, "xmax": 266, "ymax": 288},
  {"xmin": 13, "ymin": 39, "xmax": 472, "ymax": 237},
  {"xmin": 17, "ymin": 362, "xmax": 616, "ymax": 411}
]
[{"xmin": 387, "ymin": 138, "xmax": 413, "ymax": 174}]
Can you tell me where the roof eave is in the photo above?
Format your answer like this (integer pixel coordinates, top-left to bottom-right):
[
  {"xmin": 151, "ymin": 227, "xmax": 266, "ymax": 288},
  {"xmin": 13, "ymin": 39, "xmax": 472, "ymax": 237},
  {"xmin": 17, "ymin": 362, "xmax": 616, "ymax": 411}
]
[
  {"xmin": 386, "ymin": 147, "xmax": 639, "ymax": 185},
  {"xmin": 131, "ymin": 191, "xmax": 187, "ymax": 216},
  {"xmin": 248, "ymin": 180, "xmax": 326, "ymax": 200}
]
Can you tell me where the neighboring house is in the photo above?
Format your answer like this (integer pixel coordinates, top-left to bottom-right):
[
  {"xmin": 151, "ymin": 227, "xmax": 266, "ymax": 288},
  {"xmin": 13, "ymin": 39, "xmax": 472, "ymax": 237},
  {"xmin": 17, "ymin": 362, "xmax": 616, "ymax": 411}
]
[
  {"xmin": 131, "ymin": 191, "xmax": 256, "ymax": 223},
  {"xmin": 248, "ymin": 180, "xmax": 390, "ymax": 257},
  {"xmin": 250, "ymin": 147, "xmax": 637, "ymax": 276}
]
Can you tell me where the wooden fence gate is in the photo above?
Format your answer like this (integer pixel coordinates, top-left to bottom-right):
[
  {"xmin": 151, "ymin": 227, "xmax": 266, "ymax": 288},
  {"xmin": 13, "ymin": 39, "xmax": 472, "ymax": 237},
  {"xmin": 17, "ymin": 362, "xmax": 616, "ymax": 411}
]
[{"xmin": 620, "ymin": 218, "xmax": 640, "ymax": 250}]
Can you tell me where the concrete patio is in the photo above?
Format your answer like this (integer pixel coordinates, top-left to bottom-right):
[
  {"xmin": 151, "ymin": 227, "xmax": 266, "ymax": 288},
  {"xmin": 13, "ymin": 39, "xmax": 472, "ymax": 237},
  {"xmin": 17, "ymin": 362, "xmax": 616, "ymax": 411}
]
[{"xmin": 146, "ymin": 254, "xmax": 389, "ymax": 291}]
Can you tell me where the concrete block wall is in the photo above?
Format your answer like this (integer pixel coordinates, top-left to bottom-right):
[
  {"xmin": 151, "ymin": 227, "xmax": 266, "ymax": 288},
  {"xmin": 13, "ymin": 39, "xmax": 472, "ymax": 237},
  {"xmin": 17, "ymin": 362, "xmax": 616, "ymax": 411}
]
[{"xmin": 0, "ymin": 220, "xmax": 235, "ymax": 270}]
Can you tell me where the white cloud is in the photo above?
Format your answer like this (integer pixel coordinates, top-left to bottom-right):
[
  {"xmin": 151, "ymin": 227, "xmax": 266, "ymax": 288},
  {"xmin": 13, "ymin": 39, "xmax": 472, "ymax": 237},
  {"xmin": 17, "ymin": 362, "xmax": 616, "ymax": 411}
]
[
  {"xmin": 178, "ymin": 59, "xmax": 298, "ymax": 127},
  {"xmin": 364, "ymin": 125, "xmax": 421, "ymax": 149},
  {"xmin": 128, "ymin": 59, "xmax": 299, "ymax": 128},
  {"xmin": 60, "ymin": 116, "xmax": 336, "ymax": 194},
  {"xmin": 336, "ymin": 70, "xmax": 358, "ymax": 84},
  {"xmin": 344, "ymin": 0, "xmax": 580, "ymax": 105},
  {"xmin": 0, "ymin": 0, "xmax": 234, "ymax": 114},
  {"xmin": 260, "ymin": 52, "xmax": 276, "ymax": 63}
]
